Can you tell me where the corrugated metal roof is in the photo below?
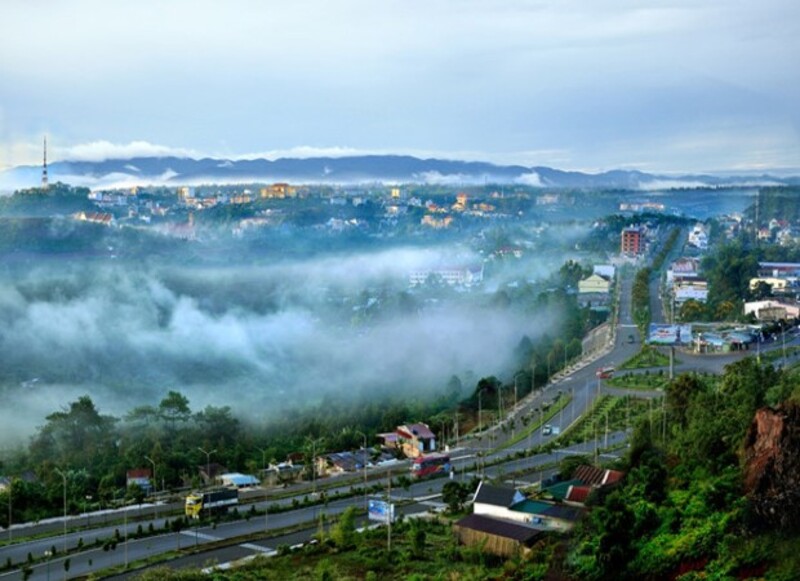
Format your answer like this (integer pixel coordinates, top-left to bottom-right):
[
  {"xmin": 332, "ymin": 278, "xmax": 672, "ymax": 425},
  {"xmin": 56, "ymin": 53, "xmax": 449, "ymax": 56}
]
[
  {"xmin": 565, "ymin": 485, "xmax": 592, "ymax": 503},
  {"xmin": 473, "ymin": 482, "xmax": 525, "ymax": 507},
  {"xmin": 544, "ymin": 479, "xmax": 583, "ymax": 500},
  {"xmin": 455, "ymin": 514, "xmax": 545, "ymax": 543}
]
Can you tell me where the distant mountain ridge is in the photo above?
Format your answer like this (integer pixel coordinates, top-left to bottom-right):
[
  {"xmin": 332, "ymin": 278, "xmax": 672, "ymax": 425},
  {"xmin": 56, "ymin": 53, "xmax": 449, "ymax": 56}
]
[{"xmin": 2, "ymin": 154, "xmax": 798, "ymax": 191}]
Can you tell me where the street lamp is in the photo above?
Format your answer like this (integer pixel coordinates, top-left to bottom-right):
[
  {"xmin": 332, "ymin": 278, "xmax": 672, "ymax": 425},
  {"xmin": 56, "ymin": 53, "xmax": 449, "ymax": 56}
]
[
  {"xmin": 7, "ymin": 480, "xmax": 11, "ymax": 543},
  {"xmin": 144, "ymin": 455, "xmax": 157, "ymax": 521},
  {"xmin": 355, "ymin": 431, "xmax": 369, "ymax": 510},
  {"xmin": 44, "ymin": 549, "xmax": 53, "ymax": 581},
  {"xmin": 84, "ymin": 495, "xmax": 92, "ymax": 528},
  {"xmin": 256, "ymin": 446, "xmax": 270, "ymax": 535},
  {"xmin": 306, "ymin": 438, "xmax": 323, "ymax": 496},
  {"xmin": 54, "ymin": 468, "xmax": 68, "ymax": 554},
  {"xmin": 197, "ymin": 448, "xmax": 217, "ymax": 487}
]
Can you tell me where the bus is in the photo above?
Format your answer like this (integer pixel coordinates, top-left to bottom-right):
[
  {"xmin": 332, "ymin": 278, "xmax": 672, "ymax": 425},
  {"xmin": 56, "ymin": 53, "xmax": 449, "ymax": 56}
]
[
  {"xmin": 596, "ymin": 366, "xmax": 615, "ymax": 379},
  {"xmin": 410, "ymin": 453, "xmax": 451, "ymax": 479}
]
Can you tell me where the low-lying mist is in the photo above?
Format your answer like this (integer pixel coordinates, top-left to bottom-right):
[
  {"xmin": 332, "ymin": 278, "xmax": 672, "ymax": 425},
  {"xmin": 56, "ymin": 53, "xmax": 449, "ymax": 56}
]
[{"xmin": 0, "ymin": 246, "xmax": 557, "ymax": 444}]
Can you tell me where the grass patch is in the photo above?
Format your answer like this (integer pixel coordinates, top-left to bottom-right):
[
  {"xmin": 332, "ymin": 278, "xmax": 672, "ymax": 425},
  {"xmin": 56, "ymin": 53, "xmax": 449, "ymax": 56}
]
[
  {"xmin": 554, "ymin": 395, "xmax": 651, "ymax": 447},
  {"xmin": 496, "ymin": 394, "xmax": 573, "ymax": 452},
  {"xmin": 606, "ymin": 370, "xmax": 670, "ymax": 391},
  {"xmin": 619, "ymin": 345, "xmax": 673, "ymax": 369}
]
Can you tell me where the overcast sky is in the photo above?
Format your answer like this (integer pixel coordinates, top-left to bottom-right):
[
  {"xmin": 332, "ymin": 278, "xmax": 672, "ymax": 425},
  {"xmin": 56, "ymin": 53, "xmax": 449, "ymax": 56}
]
[{"xmin": 1, "ymin": 0, "xmax": 798, "ymax": 173}]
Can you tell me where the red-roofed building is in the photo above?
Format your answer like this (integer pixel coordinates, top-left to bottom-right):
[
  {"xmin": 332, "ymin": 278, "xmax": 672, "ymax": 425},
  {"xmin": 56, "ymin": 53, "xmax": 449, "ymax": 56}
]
[
  {"xmin": 572, "ymin": 465, "xmax": 625, "ymax": 491},
  {"xmin": 564, "ymin": 485, "xmax": 592, "ymax": 506}
]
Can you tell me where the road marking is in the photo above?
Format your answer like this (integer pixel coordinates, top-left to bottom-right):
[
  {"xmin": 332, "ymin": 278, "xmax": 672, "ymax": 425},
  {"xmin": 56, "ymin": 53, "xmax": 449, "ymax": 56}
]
[
  {"xmin": 240, "ymin": 543, "xmax": 276, "ymax": 554},
  {"xmin": 181, "ymin": 530, "xmax": 220, "ymax": 541}
]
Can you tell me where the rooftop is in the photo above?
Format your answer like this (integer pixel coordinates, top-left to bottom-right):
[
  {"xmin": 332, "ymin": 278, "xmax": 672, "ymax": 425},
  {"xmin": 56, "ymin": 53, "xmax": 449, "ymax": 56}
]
[{"xmin": 455, "ymin": 514, "xmax": 545, "ymax": 544}]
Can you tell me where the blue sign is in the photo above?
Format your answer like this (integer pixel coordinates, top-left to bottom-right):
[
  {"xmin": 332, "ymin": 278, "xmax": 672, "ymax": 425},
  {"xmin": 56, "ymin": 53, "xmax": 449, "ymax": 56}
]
[{"xmin": 368, "ymin": 499, "xmax": 395, "ymax": 524}]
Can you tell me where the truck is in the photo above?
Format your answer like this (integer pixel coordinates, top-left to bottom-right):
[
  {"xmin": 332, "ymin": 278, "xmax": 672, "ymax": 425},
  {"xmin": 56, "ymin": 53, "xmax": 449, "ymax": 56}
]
[{"xmin": 185, "ymin": 489, "xmax": 239, "ymax": 519}]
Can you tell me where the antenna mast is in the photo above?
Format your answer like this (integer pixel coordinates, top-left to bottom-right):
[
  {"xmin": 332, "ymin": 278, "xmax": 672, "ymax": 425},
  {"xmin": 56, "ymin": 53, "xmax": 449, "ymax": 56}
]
[{"xmin": 41, "ymin": 136, "xmax": 49, "ymax": 190}]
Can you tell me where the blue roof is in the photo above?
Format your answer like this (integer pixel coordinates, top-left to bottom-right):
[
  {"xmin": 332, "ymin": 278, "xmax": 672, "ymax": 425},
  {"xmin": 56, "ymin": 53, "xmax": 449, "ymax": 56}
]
[{"xmin": 222, "ymin": 473, "xmax": 259, "ymax": 486}]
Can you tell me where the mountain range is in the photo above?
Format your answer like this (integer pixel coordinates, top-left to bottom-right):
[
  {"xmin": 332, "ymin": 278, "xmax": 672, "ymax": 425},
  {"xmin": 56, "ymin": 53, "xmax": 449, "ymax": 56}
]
[{"xmin": 2, "ymin": 154, "xmax": 798, "ymax": 192}]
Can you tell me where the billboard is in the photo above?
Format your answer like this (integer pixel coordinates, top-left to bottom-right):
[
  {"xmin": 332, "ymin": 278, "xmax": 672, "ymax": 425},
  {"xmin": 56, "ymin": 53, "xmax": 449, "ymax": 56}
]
[
  {"xmin": 368, "ymin": 499, "xmax": 395, "ymax": 524},
  {"xmin": 647, "ymin": 324, "xmax": 692, "ymax": 346}
]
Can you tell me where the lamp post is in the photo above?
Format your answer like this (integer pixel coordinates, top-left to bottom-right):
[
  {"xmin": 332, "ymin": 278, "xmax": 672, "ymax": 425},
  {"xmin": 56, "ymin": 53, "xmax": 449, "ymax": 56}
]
[
  {"xmin": 257, "ymin": 447, "xmax": 269, "ymax": 476},
  {"xmin": 85, "ymin": 495, "xmax": 92, "ymax": 529},
  {"xmin": 781, "ymin": 321, "xmax": 787, "ymax": 365},
  {"xmin": 54, "ymin": 468, "xmax": 68, "ymax": 554},
  {"xmin": 44, "ymin": 549, "xmax": 52, "ymax": 581},
  {"xmin": 144, "ymin": 455, "xmax": 157, "ymax": 521},
  {"xmin": 7, "ymin": 480, "xmax": 11, "ymax": 542},
  {"xmin": 355, "ymin": 431, "xmax": 368, "ymax": 510},
  {"xmin": 477, "ymin": 388, "xmax": 483, "ymax": 438},
  {"xmin": 197, "ymin": 448, "xmax": 217, "ymax": 488}
]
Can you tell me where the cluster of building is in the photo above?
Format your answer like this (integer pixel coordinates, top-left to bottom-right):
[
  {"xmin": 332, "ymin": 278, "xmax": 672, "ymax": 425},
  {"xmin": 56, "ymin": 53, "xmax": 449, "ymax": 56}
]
[
  {"xmin": 757, "ymin": 219, "xmax": 800, "ymax": 246},
  {"xmin": 120, "ymin": 422, "xmax": 442, "ymax": 494},
  {"xmin": 453, "ymin": 465, "xmax": 624, "ymax": 557},
  {"xmin": 743, "ymin": 261, "xmax": 800, "ymax": 321},
  {"xmin": 666, "ymin": 256, "xmax": 708, "ymax": 307}
]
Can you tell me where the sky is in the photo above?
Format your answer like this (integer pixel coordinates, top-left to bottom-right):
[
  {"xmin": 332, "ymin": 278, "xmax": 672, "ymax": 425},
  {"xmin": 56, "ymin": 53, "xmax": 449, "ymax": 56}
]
[{"xmin": 1, "ymin": 0, "xmax": 799, "ymax": 174}]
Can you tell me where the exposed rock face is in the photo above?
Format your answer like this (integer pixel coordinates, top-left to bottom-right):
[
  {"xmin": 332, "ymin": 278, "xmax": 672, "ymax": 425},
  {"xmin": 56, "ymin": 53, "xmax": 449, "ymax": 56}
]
[{"xmin": 743, "ymin": 403, "xmax": 800, "ymax": 530}]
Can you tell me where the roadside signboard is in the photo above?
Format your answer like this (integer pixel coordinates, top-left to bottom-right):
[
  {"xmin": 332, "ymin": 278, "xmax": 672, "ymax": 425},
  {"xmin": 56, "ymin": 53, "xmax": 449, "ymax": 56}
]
[
  {"xmin": 647, "ymin": 323, "xmax": 692, "ymax": 346},
  {"xmin": 368, "ymin": 499, "xmax": 395, "ymax": 524}
]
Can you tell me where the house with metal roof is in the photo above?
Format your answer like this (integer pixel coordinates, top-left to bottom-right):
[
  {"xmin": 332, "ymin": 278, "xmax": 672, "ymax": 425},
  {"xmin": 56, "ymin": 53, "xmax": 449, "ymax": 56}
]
[
  {"xmin": 472, "ymin": 481, "xmax": 583, "ymax": 532},
  {"xmin": 219, "ymin": 473, "xmax": 260, "ymax": 488},
  {"xmin": 453, "ymin": 513, "xmax": 546, "ymax": 557}
]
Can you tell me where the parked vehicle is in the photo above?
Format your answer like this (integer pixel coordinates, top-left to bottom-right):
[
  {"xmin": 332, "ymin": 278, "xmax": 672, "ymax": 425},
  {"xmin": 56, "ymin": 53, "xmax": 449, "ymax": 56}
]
[{"xmin": 185, "ymin": 488, "xmax": 239, "ymax": 519}]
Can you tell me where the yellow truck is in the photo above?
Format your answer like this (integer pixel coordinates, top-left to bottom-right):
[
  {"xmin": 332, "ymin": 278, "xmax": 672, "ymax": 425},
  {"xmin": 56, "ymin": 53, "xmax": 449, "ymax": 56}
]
[{"xmin": 185, "ymin": 489, "xmax": 239, "ymax": 519}]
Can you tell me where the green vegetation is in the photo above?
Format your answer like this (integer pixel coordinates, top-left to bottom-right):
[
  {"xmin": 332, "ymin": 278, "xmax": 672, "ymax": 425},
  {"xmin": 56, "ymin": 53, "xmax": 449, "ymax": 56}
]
[
  {"xmin": 130, "ymin": 517, "xmax": 561, "ymax": 581},
  {"xmin": 606, "ymin": 371, "xmax": 670, "ymax": 391},
  {"xmin": 569, "ymin": 359, "xmax": 800, "ymax": 580},
  {"xmin": 555, "ymin": 395, "xmax": 650, "ymax": 447},
  {"xmin": 618, "ymin": 345, "xmax": 672, "ymax": 370},
  {"xmin": 497, "ymin": 393, "xmax": 572, "ymax": 452},
  {"xmin": 631, "ymin": 267, "xmax": 651, "ymax": 333}
]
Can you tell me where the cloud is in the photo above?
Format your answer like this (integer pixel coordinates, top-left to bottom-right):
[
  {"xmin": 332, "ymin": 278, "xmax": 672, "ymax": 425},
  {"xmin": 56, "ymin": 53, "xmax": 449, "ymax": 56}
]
[
  {"xmin": 515, "ymin": 171, "xmax": 544, "ymax": 187},
  {"xmin": 61, "ymin": 140, "xmax": 201, "ymax": 162}
]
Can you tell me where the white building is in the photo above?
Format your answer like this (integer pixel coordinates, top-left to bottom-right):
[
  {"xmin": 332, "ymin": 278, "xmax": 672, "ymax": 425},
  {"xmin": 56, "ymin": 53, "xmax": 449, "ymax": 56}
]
[{"xmin": 409, "ymin": 264, "xmax": 484, "ymax": 287}]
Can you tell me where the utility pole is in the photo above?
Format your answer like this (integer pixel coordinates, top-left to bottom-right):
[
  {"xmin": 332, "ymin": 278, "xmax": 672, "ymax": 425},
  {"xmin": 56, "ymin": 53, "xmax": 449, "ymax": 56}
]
[
  {"xmin": 54, "ymin": 468, "xmax": 68, "ymax": 555},
  {"xmin": 124, "ymin": 502, "xmax": 128, "ymax": 569},
  {"xmin": 197, "ymin": 448, "xmax": 217, "ymax": 488},
  {"xmin": 387, "ymin": 469, "xmax": 392, "ymax": 553},
  {"xmin": 478, "ymin": 388, "xmax": 483, "ymax": 438},
  {"xmin": 7, "ymin": 481, "xmax": 11, "ymax": 542},
  {"xmin": 144, "ymin": 455, "xmax": 157, "ymax": 521},
  {"xmin": 356, "ymin": 431, "xmax": 368, "ymax": 510}
]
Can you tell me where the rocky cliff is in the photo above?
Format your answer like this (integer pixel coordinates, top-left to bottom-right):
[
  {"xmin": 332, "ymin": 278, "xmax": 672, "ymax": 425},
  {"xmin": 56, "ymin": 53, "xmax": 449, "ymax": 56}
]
[{"xmin": 743, "ymin": 403, "xmax": 800, "ymax": 530}]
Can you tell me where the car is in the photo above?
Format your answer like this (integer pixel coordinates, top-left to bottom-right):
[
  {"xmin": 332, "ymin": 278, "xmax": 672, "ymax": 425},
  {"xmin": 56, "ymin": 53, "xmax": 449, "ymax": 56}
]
[
  {"xmin": 542, "ymin": 424, "xmax": 553, "ymax": 436},
  {"xmin": 627, "ymin": 334, "xmax": 635, "ymax": 343}
]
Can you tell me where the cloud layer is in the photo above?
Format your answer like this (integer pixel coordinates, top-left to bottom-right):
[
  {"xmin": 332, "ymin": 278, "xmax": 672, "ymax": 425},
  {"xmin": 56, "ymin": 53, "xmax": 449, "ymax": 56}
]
[{"xmin": 0, "ymin": 247, "xmax": 553, "ymax": 442}]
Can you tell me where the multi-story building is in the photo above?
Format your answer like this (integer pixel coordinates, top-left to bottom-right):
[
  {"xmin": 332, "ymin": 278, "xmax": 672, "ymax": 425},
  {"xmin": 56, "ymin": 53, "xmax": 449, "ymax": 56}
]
[{"xmin": 620, "ymin": 226, "xmax": 644, "ymax": 256}]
